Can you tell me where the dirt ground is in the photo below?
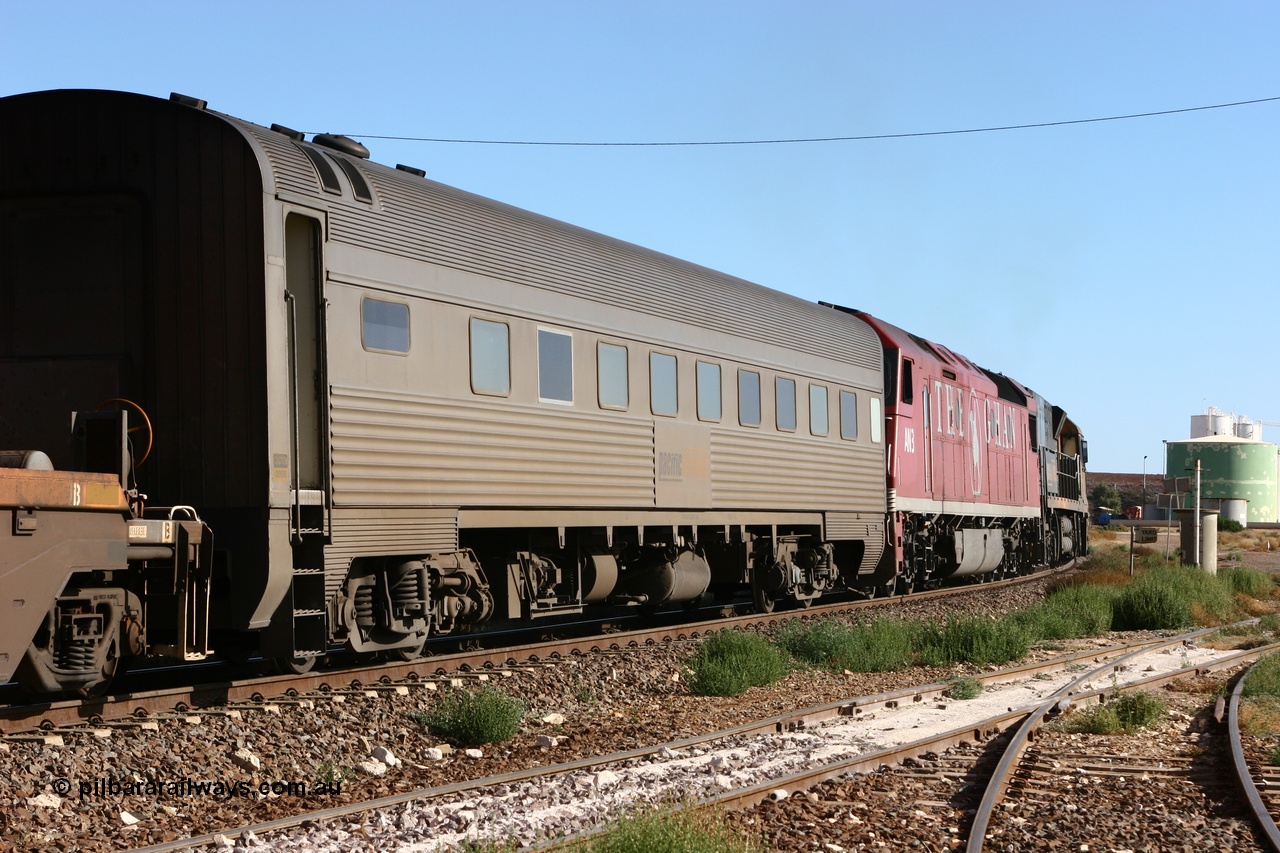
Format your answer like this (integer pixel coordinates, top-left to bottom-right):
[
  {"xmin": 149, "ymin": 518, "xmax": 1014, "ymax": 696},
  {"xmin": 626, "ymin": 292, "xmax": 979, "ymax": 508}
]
[{"xmin": 1090, "ymin": 524, "xmax": 1280, "ymax": 573}]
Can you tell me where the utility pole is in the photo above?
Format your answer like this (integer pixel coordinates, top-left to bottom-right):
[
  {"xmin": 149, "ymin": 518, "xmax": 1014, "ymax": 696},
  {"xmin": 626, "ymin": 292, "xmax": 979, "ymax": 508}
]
[{"xmin": 1193, "ymin": 459, "xmax": 1202, "ymax": 567}]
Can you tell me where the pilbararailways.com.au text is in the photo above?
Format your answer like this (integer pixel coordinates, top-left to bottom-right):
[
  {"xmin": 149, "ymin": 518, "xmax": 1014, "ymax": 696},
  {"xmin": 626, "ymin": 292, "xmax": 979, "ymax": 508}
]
[{"xmin": 53, "ymin": 776, "xmax": 342, "ymax": 801}]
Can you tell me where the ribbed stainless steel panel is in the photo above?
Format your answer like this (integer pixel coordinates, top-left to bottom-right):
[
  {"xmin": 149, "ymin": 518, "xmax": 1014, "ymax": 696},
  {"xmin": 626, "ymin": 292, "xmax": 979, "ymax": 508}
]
[
  {"xmin": 323, "ymin": 507, "xmax": 459, "ymax": 599},
  {"xmin": 330, "ymin": 179, "xmax": 880, "ymax": 368},
  {"xmin": 225, "ymin": 115, "xmax": 879, "ymax": 371},
  {"xmin": 709, "ymin": 430, "xmax": 885, "ymax": 512},
  {"xmin": 238, "ymin": 123, "xmax": 322, "ymax": 198},
  {"xmin": 824, "ymin": 513, "xmax": 881, "ymax": 541},
  {"xmin": 330, "ymin": 385, "xmax": 656, "ymax": 507}
]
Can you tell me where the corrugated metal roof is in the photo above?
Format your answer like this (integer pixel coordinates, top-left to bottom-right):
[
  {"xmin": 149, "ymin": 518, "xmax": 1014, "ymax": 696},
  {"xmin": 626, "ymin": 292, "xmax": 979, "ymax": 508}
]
[{"xmin": 231, "ymin": 117, "xmax": 880, "ymax": 371}]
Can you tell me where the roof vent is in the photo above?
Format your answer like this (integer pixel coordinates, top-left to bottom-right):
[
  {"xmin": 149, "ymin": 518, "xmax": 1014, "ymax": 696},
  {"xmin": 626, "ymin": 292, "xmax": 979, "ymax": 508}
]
[
  {"xmin": 313, "ymin": 134, "xmax": 369, "ymax": 159},
  {"xmin": 271, "ymin": 123, "xmax": 305, "ymax": 141},
  {"xmin": 396, "ymin": 164, "xmax": 426, "ymax": 178},
  {"xmin": 169, "ymin": 92, "xmax": 207, "ymax": 110}
]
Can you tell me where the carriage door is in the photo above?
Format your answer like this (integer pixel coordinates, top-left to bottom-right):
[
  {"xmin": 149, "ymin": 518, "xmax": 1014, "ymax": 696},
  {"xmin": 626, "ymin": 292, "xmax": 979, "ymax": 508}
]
[{"xmin": 284, "ymin": 213, "xmax": 329, "ymax": 541}]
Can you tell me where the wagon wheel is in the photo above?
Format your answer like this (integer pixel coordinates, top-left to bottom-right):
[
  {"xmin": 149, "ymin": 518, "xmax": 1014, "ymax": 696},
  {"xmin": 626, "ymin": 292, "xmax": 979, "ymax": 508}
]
[
  {"xmin": 94, "ymin": 397, "xmax": 154, "ymax": 468},
  {"xmin": 276, "ymin": 655, "xmax": 317, "ymax": 675},
  {"xmin": 751, "ymin": 583, "xmax": 775, "ymax": 614},
  {"xmin": 392, "ymin": 640, "xmax": 428, "ymax": 662},
  {"xmin": 77, "ymin": 638, "xmax": 124, "ymax": 699}
]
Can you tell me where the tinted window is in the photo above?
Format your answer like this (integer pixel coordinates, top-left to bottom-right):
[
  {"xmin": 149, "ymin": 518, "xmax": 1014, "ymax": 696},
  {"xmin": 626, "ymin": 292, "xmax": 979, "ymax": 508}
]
[
  {"xmin": 361, "ymin": 298, "xmax": 409, "ymax": 354},
  {"xmin": 776, "ymin": 377, "xmax": 796, "ymax": 431},
  {"xmin": 538, "ymin": 328, "xmax": 573, "ymax": 403},
  {"xmin": 840, "ymin": 391, "xmax": 858, "ymax": 440},
  {"xmin": 469, "ymin": 318, "xmax": 510, "ymax": 395},
  {"xmin": 810, "ymin": 384, "xmax": 829, "ymax": 436},
  {"xmin": 696, "ymin": 361, "xmax": 721, "ymax": 421},
  {"xmin": 650, "ymin": 352, "xmax": 677, "ymax": 416},
  {"xmin": 598, "ymin": 342, "xmax": 628, "ymax": 409},
  {"xmin": 738, "ymin": 370, "xmax": 761, "ymax": 427}
]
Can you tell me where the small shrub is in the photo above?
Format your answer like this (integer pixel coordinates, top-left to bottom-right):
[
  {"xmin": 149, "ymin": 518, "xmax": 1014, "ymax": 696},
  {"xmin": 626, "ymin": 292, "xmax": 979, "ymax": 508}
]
[
  {"xmin": 1018, "ymin": 584, "xmax": 1117, "ymax": 640},
  {"xmin": 686, "ymin": 629, "xmax": 789, "ymax": 697},
  {"xmin": 775, "ymin": 617, "xmax": 915, "ymax": 673},
  {"xmin": 1110, "ymin": 691, "xmax": 1165, "ymax": 730},
  {"xmin": 315, "ymin": 761, "xmax": 351, "ymax": 787},
  {"xmin": 916, "ymin": 615, "xmax": 1029, "ymax": 667},
  {"xmin": 946, "ymin": 676, "xmax": 984, "ymax": 700},
  {"xmin": 1112, "ymin": 582, "xmax": 1191, "ymax": 630},
  {"xmin": 586, "ymin": 806, "xmax": 765, "ymax": 853},
  {"xmin": 1222, "ymin": 568, "xmax": 1274, "ymax": 599},
  {"xmin": 411, "ymin": 685, "xmax": 524, "ymax": 746},
  {"xmin": 1219, "ymin": 518, "xmax": 1245, "ymax": 534},
  {"xmin": 1058, "ymin": 692, "xmax": 1164, "ymax": 734},
  {"xmin": 1261, "ymin": 614, "xmax": 1280, "ymax": 633}
]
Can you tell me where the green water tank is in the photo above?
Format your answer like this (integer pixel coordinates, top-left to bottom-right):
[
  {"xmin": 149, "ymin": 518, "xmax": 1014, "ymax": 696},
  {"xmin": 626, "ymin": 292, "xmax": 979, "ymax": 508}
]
[{"xmin": 1165, "ymin": 437, "xmax": 1279, "ymax": 524}]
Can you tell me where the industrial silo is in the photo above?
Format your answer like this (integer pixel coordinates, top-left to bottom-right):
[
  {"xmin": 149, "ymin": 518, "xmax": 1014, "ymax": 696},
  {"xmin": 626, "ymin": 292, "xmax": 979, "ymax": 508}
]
[{"xmin": 1165, "ymin": 435, "xmax": 1280, "ymax": 525}]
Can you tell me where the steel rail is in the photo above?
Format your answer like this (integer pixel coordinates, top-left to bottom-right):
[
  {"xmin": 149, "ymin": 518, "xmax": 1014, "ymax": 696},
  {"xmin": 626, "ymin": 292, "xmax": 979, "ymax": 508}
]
[
  {"xmin": 1228, "ymin": 657, "xmax": 1280, "ymax": 852},
  {"xmin": 0, "ymin": 563, "xmax": 1073, "ymax": 735},
  {"xmin": 122, "ymin": 625, "xmax": 1228, "ymax": 850},
  {"xmin": 965, "ymin": 636, "xmax": 1280, "ymax": 852},
  {"xmin": 118, "ymin": 623, "xmax": 1138, "ymax": 853},
  {"xmin": 531, "ymin": 631, "xmax": 1278, "ymax": 852}
]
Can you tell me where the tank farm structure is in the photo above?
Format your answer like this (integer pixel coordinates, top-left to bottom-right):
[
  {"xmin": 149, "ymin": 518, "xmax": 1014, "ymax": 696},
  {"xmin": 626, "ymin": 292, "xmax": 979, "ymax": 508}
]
[{"xmin": 0, "ymin": 89, "xmax": 1089, "ymax": 695}]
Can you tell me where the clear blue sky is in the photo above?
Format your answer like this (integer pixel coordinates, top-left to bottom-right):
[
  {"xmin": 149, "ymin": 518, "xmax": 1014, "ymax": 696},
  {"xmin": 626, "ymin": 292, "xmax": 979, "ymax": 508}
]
[{"xmin": 5, "ymin": 2, "xmax": 1277, "ymax": 475}]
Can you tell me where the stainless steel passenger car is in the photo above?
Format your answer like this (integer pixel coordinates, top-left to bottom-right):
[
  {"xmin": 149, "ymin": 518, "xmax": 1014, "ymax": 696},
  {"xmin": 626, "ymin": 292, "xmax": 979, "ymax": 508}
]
[{"xmin": 0, "ymin": 90, "xmax": 886, "ymax": 690}]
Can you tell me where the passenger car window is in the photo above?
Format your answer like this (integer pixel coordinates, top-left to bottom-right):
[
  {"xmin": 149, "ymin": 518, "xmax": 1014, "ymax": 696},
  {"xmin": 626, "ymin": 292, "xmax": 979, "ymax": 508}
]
[
  {"xmin": 538, "ymin": 328, "xmax": 573, "ymax": 403},
  {"xmin": 361, "ymin": 297, "xmax": 410, "ymax": 354},
  {"xmin": 776, "ymin": 377, "xmax": 796, "ymax": 431},
  {"xmin": 839, "ymin": 390, "xmax": 857, "ymax": 440},
  {"xmin": 810, "ymin": 384, "xmax": 829, "ymax": 436},
  {"xmin": 650, "ymin": 352, "xmax": 677, "ymax": 416},
  {"xmin": 696, "ymin": 361, "xmax": 721, "ymax": 421},
  {"xmin": 598, "ymin": 342, "xmax": 628, "ymax": 409},
  {"xmin": 469, "ymin": 318, "xmax": 510, "ymax": 396},
  {"xmin": 738, "ymin": 370, "xmax": 761, "ymax": 427}
]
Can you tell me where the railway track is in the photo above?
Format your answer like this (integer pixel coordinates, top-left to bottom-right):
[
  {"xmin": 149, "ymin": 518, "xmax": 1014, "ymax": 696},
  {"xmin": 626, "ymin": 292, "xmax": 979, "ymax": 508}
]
[
  {"xmin": 0, "ymin": 566, "xmax": 1068, "ymax": 736},
  {"xmin": 1230, "ymin": 655, "xmax": 1280, "ymax": 849},
  {"xmin": 92, "ymin": 628, "xmax": 1262, "ymax": 852},
  {"xmin": 723, "ymin": 634, "xmax": 1280, "ymax": 852}
]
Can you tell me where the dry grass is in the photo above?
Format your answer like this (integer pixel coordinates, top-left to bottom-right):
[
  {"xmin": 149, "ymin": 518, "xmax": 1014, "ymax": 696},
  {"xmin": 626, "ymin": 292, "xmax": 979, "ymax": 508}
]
[
  {"xmin": 1239, "ymin": 696, "xmax": 1280, "ymax": 738},
  {"xmin": 1234, "ymin": 593, "xmax": 1280, "ymax": 617},
  {"xmin": 1166, "ymin": 675, "xmax": 1227, "ymax": 695},
  {"xmin": 1222, "ymin": 529, "xmax": 1280, "ymax": 553}
]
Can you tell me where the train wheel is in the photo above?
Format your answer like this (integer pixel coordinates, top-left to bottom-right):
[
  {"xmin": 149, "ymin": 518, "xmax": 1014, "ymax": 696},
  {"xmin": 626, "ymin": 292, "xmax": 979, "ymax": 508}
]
[
  {"xmin": 752, "ymin": 584, "xmax": 775, "ymax": 614},
  {"xmin": 276, "ymin": 655, "xmax": 317, "ymax": 675},
  {"xmin": 77, "ymin": 646, "xmax": 123, "ymax": 699},
  {"xmin": 392, "ymin": 641, "xmax": 427, "ymax": 662}
]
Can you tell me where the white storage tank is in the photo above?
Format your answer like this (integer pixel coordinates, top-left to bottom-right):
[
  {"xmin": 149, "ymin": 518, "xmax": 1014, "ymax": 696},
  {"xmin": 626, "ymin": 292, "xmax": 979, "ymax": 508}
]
[
  {"xmin": 1191, "ymin": 407, "xmax": 1235, "ymax": 438},
  {"xmin": 1236, "ymin": 417, "xmax": 1262, "ymax": 441}
]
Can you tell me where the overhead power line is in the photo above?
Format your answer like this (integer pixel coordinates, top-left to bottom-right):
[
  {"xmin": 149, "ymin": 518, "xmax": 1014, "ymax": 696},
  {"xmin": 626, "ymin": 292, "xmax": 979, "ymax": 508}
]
[{"xmin": 325, "ymin": 95, "xmax": 1280, "ymax": 148}]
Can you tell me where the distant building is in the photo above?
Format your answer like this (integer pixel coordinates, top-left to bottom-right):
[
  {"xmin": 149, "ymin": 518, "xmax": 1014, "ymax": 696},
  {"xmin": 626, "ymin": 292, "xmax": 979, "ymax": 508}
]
[{"xmin": 1166, "ymin": 408, "xmax": 1279, "ymax": 526}]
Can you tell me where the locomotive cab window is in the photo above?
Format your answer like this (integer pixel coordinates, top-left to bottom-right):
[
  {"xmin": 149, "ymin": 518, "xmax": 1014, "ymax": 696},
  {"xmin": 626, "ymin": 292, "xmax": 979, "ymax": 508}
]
[
  {"xmin": 738, "ymin": 370, "xmax": 761, "ymax": 427},
  {"xmin": 650, "ymin": 352, "xmax": 677, "ymax": 416},
  {"xmin": 696, "ymin": 361, "xmax": 721, "ymax": 422},
  {"xmin": 810, "ymin": 384, "xmax": 829, "ymax": 436},
  {"xmin": 776, "ymin": 377, "xmax": 797, "ymax": 431},
  {"xmin": 598, "ymin": 342, "xmax": 628, "ymax": 410},
  {"xmin": 901, "ymin": 358, "xmax": 914, "ymax": 404},
  {"xmin": 839, "ymin": 391, "xmax": 857, "ymax": 440},
  {"xmin": 360, "ymin": 297, "xmax": 410, "ymax": 354},
  {"xmin": 538, "ymin": 328, "xmax": 573, "ymax": 403},
  {"xmin": 469, "ymin": 317, "xmax": 510, "ymax": 396}
]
